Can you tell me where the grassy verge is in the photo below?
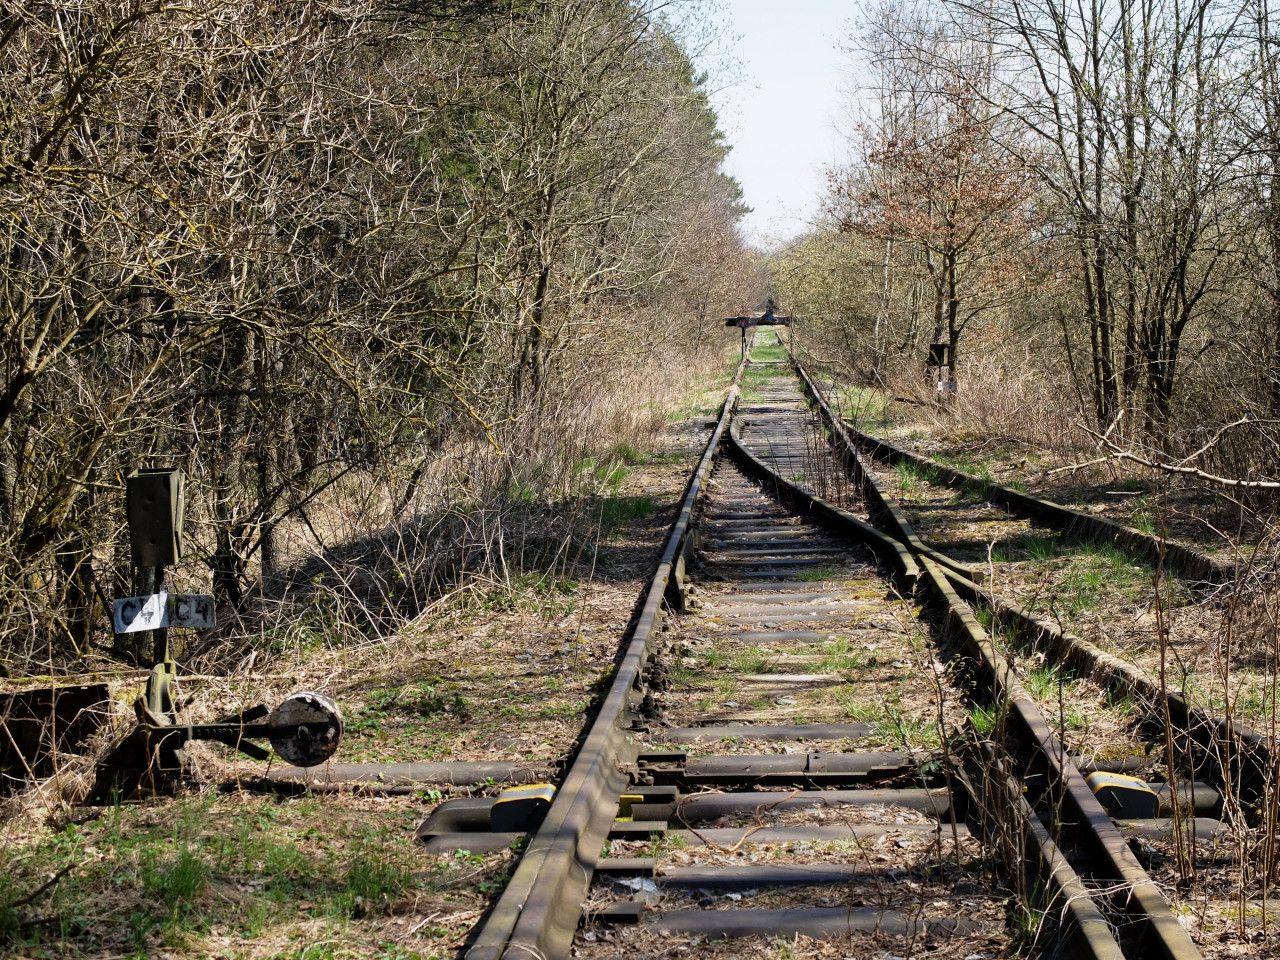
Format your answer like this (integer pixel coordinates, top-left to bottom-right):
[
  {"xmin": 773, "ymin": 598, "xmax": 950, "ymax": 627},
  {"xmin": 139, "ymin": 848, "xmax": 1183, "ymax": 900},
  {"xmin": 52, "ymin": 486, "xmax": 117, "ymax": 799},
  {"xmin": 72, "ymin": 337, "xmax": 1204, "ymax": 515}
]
[{"xmin": 1, "ymin": 793, "xmax": 509, "ymax": 959}]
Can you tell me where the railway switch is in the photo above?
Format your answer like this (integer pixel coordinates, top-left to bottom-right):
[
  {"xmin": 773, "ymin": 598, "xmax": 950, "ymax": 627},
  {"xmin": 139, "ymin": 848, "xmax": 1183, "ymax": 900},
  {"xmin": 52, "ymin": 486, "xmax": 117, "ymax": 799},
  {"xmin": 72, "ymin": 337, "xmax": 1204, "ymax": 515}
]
[
  {"xmin": 1086, "ymin": 771, "xmax": 1159, "ymax": 819},
  {"xmin": 490, "ymin": 783, "xmax": 556, "ymax": 832},
  {"xmin": 615, "ymin": 794, "xmax": 645, "ymax": 822},
  {"xmin": 93, "ymin": 469, "xmax": 345, "ymax": 799},
  {"xmin": 267, "ymin": 692, "xmax": 344, "ymax": 767}
]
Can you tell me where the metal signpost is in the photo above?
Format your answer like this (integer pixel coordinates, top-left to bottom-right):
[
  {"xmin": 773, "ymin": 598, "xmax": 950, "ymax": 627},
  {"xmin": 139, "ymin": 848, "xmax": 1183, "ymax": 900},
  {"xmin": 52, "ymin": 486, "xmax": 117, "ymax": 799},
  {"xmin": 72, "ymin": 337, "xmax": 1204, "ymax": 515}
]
[
  {"xmin": 724, "ymin": 308, "xmax": 793, "ymax": 361},
  {"xmin": 927, "ymin": 342, "xmax": 956, "ymax": 397},
  {"xmin": 94, "ymin": 468, "xmax": 343, "ymax": 798}
]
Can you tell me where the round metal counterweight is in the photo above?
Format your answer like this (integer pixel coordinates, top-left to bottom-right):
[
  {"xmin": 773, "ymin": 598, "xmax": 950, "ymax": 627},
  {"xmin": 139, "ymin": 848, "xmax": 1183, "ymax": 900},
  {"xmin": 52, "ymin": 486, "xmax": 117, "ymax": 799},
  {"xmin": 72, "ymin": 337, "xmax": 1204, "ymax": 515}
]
[{"xmin": 269, "ymin": 692, "xmax": 343, "ymax": 767}]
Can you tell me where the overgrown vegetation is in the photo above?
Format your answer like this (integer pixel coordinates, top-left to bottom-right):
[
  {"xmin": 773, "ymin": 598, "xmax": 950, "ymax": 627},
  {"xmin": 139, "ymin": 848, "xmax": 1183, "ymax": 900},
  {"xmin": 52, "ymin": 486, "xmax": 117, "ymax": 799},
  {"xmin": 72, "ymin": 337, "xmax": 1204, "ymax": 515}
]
[
  {"xmin": 0, "ymin": 794, "xmax": 497, "ymax": 956},
  {"xmin": 0, "ymin": 0, "xmax": 761, "ymax": 675},
  {"xmin": 772, "ymin": 0, "xmax": 1280, "ymax": 516}
]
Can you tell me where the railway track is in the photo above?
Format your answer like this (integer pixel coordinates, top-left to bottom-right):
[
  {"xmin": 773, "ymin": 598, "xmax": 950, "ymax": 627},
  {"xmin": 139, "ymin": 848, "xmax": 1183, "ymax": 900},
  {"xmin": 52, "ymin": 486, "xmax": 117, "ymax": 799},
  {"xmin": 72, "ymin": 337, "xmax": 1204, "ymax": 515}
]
[{"xmin": 418, "ymin": 339, "xmax": 1256, "ymax": 958}]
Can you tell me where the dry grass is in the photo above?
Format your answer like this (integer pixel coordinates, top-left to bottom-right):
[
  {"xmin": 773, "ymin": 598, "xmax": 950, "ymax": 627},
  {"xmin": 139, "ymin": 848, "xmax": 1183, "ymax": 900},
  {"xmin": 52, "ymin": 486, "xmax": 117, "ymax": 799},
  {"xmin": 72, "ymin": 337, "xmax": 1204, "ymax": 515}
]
[{"xmin": 0, "ymin": 341, "xmax": 741, "ymax": 957}]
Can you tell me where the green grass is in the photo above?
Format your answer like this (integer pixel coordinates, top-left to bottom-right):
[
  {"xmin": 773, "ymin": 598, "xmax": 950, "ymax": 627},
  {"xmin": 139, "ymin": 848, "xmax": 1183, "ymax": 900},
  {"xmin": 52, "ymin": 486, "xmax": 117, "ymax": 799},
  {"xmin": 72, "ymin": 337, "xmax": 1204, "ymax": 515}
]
[
  {"xmin": 599, "ymin": 494, "xmax": 657, "ymax": 536},
  {"xmin": 969, "ymin": 703, "xmax": 1002, "ymax": 736},
  {"xmin": 142, "ymin": 846, "xmax": 209, "ymax": 914},
  {"xmin": 1022, "ymin": 665, "xmax": 1089, "ymax": 731},
  {"xmin": 876, "ymin": 709, "xmax": 942, "ymax": 750},
  {"xmin": 701, "ymin": 648, "xmax": 728, "ymax": 669},
  {"xmin": 1024, "ymin": 665, "xmax": 1064, "ymax": 703},
  {"xmin": 842, "ymin": 386, "xmax": 890, "ymax": 428},
  {"xmin": 346, "ymin": 680, "xmax": 470, "ymax": 735},
  {"xmin": 729, "ymin": 647, "xmax": 773, "ymax": 674},
  {"xmin": 953, "ymin": 479, "xmax": 994, "ymax": 505},
  {"xmin": 749, "ymin": 342, "xmax": 788, "ymax": 363},
  {"xmin": 1131, "ymin": 496, "xmax": 1158, "ymax": 534},
  {"xmin": 1010, "ymin": 886, "xmax": 1050, "ymax": 951},
  {"xmin": 574, "ymin": 441, "xmax": 659, "ymax": 498},
  {"xmin": 794, "ymin": 565, "xmax": 839, "ymax": 582},
  {"xmin": 471, "ymin": 573, "xmax": 579, "ymax": 616},
  {"xmin": 0, "ymin": 795, "xmax": 481, "ymax": 957},
  {"xmin": 990, "ymin": 533, "xmax": 1063, "ymax": 563},
  {"xmin": 817, "ymin": 638, "xmax": 866, "ymax": 673},
  {"xmin": 740, "ymin": 363, "xmax": 779, "ymax": 397},
  {"xmin": 937, "ymin": 454, "xmax": 994, "ymax": 485},
  {"xmin": 334, "ymin": 849, "xmax": 412, "ymax": 918},
  {"xmin": 839, "ymin": 699, "xmax": 940, "ymax": 749},
  {"xmin": 1054, "ymin": 544, "xmax": 1148, "ymax": 615},
  {"xmin": 893, "ymin": 460, "xmax": 941, "ymax": 491}
]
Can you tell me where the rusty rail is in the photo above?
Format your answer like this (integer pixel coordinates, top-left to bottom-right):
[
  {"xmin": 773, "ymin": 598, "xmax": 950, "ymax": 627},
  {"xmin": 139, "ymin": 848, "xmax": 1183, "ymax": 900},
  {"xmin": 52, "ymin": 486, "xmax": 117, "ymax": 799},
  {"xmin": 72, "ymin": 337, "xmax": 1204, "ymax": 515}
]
[
  {"xmin": 463, "ymin": 360, "xmax": 746, "ymax": 960},
  {"xmin": 788, "ymin": 348, "xmax": 1205, "ymax": 960}
]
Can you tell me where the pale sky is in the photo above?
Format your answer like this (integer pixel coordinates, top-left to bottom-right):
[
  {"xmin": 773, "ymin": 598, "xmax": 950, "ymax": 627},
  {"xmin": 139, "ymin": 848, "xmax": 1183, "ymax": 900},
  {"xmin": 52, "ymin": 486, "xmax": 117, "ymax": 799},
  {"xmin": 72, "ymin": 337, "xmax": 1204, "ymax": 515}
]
[{"xmin": 696, "ymin": 1, "xmax": 864, "ymax": 249}]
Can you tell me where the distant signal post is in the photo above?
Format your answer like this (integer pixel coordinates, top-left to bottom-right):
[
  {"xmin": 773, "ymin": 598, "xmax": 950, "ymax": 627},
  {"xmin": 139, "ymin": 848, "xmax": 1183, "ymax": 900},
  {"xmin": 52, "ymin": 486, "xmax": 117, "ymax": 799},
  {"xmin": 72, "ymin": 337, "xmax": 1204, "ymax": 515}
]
[{"xmin": 724, "ymin": 309, "xmax": 793, "ymax": 362}]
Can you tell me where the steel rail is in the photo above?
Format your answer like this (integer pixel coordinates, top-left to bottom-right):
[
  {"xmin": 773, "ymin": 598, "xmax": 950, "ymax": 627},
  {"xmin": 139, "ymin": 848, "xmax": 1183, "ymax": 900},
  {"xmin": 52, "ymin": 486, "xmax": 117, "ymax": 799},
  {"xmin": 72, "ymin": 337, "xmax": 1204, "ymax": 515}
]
[
  {"xmin": 463, "ymin": 360, "xmax": 746, "ymax": 960},
  {"xmin": 789, "ymin": 349, "xmax": 1273, "ymax": 812},
  {"xmin": 840, "ymin": 395, "xmax": 1233, "ymax": 585},
  {"xmin": 941, "ymin": 564, "xmax": 1276, "ymax": 814},
  {"xmin": 786, "ymin": 350, "xmax": 1204, "ymax": 960},
  {"xmin": 725, "ymin": 411, "xmax": 1130, "ymax": 957}
]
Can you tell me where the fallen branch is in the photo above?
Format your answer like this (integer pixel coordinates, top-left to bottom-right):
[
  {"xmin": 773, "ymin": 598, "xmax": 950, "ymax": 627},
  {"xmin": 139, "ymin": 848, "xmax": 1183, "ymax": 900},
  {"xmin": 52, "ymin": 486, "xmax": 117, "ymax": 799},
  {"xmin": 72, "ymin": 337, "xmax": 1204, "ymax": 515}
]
[
  {"xmin": 1045, "ymin": 456, "xmax": 1111, "ymax": 477},
  {"xmin": 1074, "ymin": 420, "xmax": 1280, "ymax": 490},
  {"xmin": 6, "ymin": 862, "xmax": 77, "ymax": 910}
]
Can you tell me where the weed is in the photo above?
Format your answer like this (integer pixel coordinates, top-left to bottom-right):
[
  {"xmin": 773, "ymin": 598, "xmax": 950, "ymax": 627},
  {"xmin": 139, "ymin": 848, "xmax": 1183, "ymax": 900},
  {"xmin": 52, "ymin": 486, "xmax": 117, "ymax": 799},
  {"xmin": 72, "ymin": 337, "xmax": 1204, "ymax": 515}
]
[
  {"xmin": 336, "ymin": 849, "xmax": 410, "ymax": 918},
  {"xmin": 795, "ymin": 565, "xmax": 838, "ymax": 582},
  {"xmin": 730, "ymin": 648, "xmax": 772, "ymax": 674},
  {"xmin": 599, "ymin": 495, "xmax": 656, "ymax": 536},
  {"xmin": 970, "ymin": 703, "xmax": 1002, "ymax": 736},
  {"xmin": 142, "ymin": 845, "xmax": 209, "ymax": 912}
]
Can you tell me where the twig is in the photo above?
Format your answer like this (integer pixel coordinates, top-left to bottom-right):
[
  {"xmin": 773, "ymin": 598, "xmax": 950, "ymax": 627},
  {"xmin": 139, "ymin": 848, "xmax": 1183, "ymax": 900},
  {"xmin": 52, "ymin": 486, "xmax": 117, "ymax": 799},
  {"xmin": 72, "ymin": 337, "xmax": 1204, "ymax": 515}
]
[
  {"xmin": 7, "ymin": 862, "xmax": 77, "ymax": 910},
  {"xmin": 1085, "ymin": 435, "xmax": 1280, "ymax": 490},
  {"xmin": 1045, "ymin": 456, "xmax": 1111, "ymax": 477}
]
